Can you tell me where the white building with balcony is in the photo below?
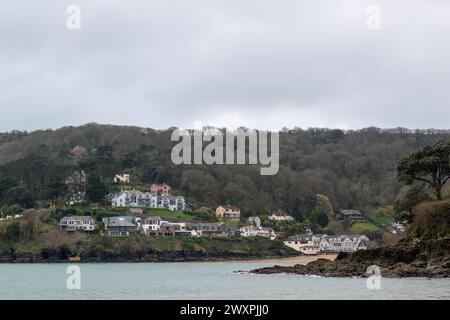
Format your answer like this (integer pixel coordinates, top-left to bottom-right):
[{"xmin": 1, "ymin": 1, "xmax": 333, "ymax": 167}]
[
  {"xmin": 60, "ymin": 216, "xmax": 95, "ymax": 231},
  {"xmin": 111, "ymin": 189, "xmax": 186, "ymax": 211}
]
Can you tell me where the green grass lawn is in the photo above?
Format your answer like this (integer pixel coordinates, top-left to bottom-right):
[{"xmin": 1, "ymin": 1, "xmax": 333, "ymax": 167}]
[
  {"xmin": 145, "ymin": 208, "xmax": 194, "ymax": 220},
  {"xmin": 110, "ymin": 183, "xmax": 150, "ymax": 192},
  {"xmin": 351, "ymin": 222, "xmax": 380, "ymax": 233},
  {"xmin": 93, "ymin": 207, "xmax": 205, "ymax": 222},
  {"xmin": 368, "ymin": 213, "xmax": 394, "ymax": 226}
]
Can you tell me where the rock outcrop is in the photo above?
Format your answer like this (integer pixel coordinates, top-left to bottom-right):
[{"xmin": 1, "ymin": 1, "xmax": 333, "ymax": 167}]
[{"xmin": 250, "ymin": 238, "xmax": 450, "ymax": 278}]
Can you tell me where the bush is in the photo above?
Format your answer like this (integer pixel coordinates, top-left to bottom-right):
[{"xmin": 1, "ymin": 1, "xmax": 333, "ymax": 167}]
[
  {"xmin": 394, "ymin": 185, "xmax": 431, "ymax": 223},
  {"xmin": 316, "ymin": 212, "xmax": 329, "ymax": 227},
  {"xmin": 412, "ymin": 200, "xmax": 450, "ymax": 238},
  {"xmin": 428, "ymin": 204, "xmax": 450, "ymax": 238},
  {"xmin": 7, "ymin": 204, "xmax": 24, "ymax": 215},
  {"xmin": 2, "ymin": 221, "xmax": 21, "ymax": 242}
]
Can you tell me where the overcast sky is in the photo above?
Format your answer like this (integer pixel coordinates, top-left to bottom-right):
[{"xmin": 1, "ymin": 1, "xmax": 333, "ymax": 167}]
[{"xmin": 0, "ymin": 0, "xmax": 449, "ymax": 132}]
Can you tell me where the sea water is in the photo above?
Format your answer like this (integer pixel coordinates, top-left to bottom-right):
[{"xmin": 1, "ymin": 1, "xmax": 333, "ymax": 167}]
[{"xmin": 0, "ymin": 262, "xmax": 449, "ymax": 300}]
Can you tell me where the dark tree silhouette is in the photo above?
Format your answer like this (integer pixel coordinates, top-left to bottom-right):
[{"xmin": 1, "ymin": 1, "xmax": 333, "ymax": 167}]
[{"xmin": 398, "ymin": 140, "xmax": 450, "ymax": 200}]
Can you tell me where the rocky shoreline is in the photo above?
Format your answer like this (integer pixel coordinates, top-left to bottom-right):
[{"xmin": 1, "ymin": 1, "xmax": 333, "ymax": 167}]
[
  {"xmin": 0, "ymin": 249, "xmax": 298, "ymax": 263},
  {"xmin": 250, "ymin": 238, "xmax": 450, "ymax": 278}
]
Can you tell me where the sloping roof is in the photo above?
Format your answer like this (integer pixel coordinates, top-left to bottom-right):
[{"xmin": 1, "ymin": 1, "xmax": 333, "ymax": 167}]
[
  {"xmin": 60, "ymin": 216, "xmax": 94, "ymax": 223},
  {"xmin": 160, "ymin": 222, "xmax": 173, "ymax": 227},
  {"xmin": 287, "ymin": 234, "xmax": 316, "ymax": 241},
  {"xmin": 199, "ymin": 222, "xmax": 225, "ymax": 227},
  {"xmin": 218, "ymin": 205, "xmax": 240, "ymax": 210},
  {"xmin": 158, "ymin": 195, "xmax": 184, "ymax": 200},
  {"xmin": 109, "ymin": 220, "xmax": 136, "ymax": 227},
  {"xmin": 114, "ymin": 189, "xmax": 186, "ymax": 199},
  {"xmin": 340, "ymin": 209, "xmax": 363, "ymax": 216},
  {"xmin": 271, "ymin": 209, "xmax": 288, "ymax": 216},
  {"xmin": 143, "ymin": 216, "xmax": 161, "ymax": 221},
  {"xmin": 190, "ymin": 222, "xmax": 229, "ymax": 230},
  {"xmin": 102, "ymin": 216, "xmax": 136, "ymax": 224}
]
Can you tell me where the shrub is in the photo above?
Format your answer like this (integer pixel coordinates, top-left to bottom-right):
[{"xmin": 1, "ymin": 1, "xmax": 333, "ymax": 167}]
[{"xmin": 412, "ymin": 200, "xmax": 450, "ymax": 238}]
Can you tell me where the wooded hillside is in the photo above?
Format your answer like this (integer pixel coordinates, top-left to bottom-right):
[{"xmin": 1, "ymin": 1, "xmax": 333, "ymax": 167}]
[{"xmin": 1, "ymin": 123, "xmax": 450, "ymax": 218}]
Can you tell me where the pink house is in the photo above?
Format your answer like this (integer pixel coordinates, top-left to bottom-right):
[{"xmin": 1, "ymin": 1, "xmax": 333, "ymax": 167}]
[{"xmin": 150, "ymin": 183, "xmax": 171, "ymax": 196}]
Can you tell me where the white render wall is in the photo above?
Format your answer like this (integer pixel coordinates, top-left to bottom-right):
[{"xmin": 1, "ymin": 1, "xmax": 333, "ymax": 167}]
[{"xmin": 111, "ymin": 190, "xmax": 185, "ymax": 211}]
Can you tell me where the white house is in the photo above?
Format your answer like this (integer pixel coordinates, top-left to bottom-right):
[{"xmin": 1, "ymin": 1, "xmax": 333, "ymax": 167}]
[
  {"xmin": 111, "ymin": 189, "xmax": 186, "ymax": 211},
  {"xmin": 114, "ymin": 174, "xmax": 130, "ymax": 183},
  {"xmin": 319, "ymin": 235, "xmax": 369, "ymax": 253},
  {"xmin": 247, "ymin": 216, "xmax": 261, "ymax": 228},
  {"xmin": 60, "ymin": 216, "xmax": 95, "ymax": 231},
  {"xmin": 284, "ymin": 234, "xmax": 370, "ymax": 254},
  {"xmin": 139, "ymin": 216, "xmax": 191, "ymax": 237},
  {"xmin": 140, "ymin": 216, "xmax": 163, "ymax": 235},
  {"xmin": 188, "ymin": 222, "xmax": 235, "ymax": 238},
  {"xmin": 268, "ymin": 210, "xmax": 294, "ymax": 221},
  {"xmin": 390, "ymin": 222, "xmax": 407, "ymax": 234},
  {"xmin": 239, "ymin": 226, "xmax": 276, "ymax": 240},
  {"xmin": 284, "ymin": 234, "xmax": 321, "ymax": 253}
]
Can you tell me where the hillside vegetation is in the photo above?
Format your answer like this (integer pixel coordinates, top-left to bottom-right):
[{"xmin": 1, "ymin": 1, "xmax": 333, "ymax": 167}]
[
  {"xmin": 1, "ymin": 123, "xmax": 450, "ymax": 220},
  {"xmin": 252, "ymin": 199, "xmax": 450, "ymax": 277},
  {"xmin": 0, "ymin": 210, "xmax": 296, "ymax": 262}
]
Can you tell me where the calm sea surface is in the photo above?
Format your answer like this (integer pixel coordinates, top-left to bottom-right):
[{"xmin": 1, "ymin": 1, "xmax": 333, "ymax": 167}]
[{"xmin": 1, "ymin": 261, "xmax": 449, "ymax": 300}]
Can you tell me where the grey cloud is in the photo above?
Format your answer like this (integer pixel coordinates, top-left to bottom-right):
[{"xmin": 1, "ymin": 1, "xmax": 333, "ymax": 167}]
[{"xmin": 0, "ymin": 0, "xmax": 449, "ymax": 131}]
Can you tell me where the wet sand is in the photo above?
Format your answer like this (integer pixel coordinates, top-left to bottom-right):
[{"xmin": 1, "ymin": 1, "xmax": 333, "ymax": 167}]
[{"xmin": 218, "ymin": 254, "xmax": 338, "ymax": 265}]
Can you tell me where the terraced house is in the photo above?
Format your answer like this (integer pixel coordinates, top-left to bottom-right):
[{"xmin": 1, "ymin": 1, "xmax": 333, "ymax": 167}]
[
  {"xmin": 111, "ymin": 189, "xmax": 186, "ymax": 211},
  {"xmin": 239, "ymin": 226, "xmax": 276, "ymax": 240},
  {"xmin": 319, "ymin": 235, "xmax": 370, "ymax": 253},
  {"xmin": 284, "ymin": 234, "xmax": 370, "ymax": 254}
]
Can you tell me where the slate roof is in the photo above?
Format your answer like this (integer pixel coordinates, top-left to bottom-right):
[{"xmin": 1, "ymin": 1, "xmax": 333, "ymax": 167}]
[{"xmin": 60, "ymin": 216, "xmax": 95, "ymax": 224}]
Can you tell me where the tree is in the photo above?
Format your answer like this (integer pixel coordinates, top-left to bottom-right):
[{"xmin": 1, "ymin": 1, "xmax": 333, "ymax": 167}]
[
  {"xmin": 45, "ymin": 181, "xmax": 67, "ymax": 206},
  {"xmin": 7, "ymin": 204, "xmax": 24, "ymax": 216},
  {"xmin": 86, "ymin": 175, "xmax": 108, "ymax": 203},
  {"xmin": 428, "ymin": 204, "xmax": 450, "ymax": 238},
  {"xmin": 394, "ymin": 185, "xmax": 431, "ymax": 222},
  {"xmin": 398, "ymin": 140, "xmax": 450, "ymax": 200},
  {"xmin": 5, "ymin": 186, "xmax": 35, "ymax": 208},
  {"xmin": 0, "ymin": 177, "xmax": 17, "ymax": 204},
  {"xmin": 2, "ymin": 220, "xmax": 20, "ymax": 242},
  {"xmin": 326, "ymin": 220, "xmax": 345, "ymax": 234},
  {"xmin": 315, "ymin": 194, "xmax": 334, "ymax": 218},
  {"xmin": 2, "ymin": 123, "xmax": 450, "ymax": 214},
  {"xmin": 316, "ymin": 211, "xmax": 329, "ymax": 227}
]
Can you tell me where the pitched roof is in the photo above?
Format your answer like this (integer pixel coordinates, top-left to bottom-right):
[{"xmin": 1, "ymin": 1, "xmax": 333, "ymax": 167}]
[
  {"xmin": 198, "ymin": 222, "xmax": 225, "ymax": 227},
  {"xmin": 271, "ymin": 209, "xmax": 288, "ymax": 216},
  {"xmin": 218, "ymin": 205, "xmax": 240, "ymax": 210},
  {"xmin": 60, "ymin": 216, "xmax": 95, "ymax": 223},
  {"xmin": 340, "ymin": 209, "xmax": 363, "ymax": 216},
  {"xmin": 143, "ymin": 216, "xmax": 161, "ymax": 221}
]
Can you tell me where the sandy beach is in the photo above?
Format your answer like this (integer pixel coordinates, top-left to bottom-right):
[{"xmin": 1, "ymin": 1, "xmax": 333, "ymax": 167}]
[{"xmin": 218, "ymin": 254, "xmax": 338, "ymax": 265}]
